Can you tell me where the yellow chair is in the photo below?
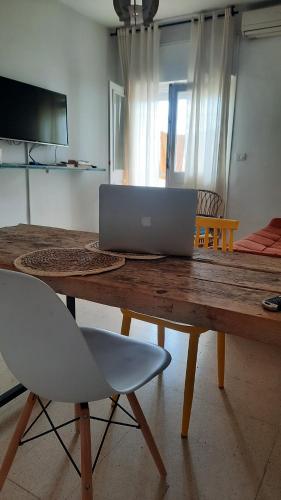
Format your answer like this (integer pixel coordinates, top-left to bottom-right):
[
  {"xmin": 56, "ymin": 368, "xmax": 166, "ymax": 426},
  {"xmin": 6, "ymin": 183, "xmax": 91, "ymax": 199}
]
[{"xmin": 120, "ymin": 216, "xmax": 240, "ymax": 438}]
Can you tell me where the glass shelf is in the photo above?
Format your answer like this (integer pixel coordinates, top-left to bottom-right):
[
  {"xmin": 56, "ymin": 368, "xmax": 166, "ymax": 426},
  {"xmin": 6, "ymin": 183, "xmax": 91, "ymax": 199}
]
[{"xmin": 0, "ymin": 163, "xmax": 106, "ymax": 172}]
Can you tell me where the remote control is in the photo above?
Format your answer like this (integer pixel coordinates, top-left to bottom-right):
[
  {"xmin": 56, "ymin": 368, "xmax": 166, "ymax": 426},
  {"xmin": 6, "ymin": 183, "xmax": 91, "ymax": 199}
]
[{"xmin": 262, "ymin": 296, "xmax": 281, "ymax": 311}]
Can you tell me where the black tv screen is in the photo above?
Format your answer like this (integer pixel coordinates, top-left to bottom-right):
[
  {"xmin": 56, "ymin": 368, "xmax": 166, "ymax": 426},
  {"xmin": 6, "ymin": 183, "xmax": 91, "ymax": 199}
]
[{"xmin": 0, "ymin": 76, "xmax": 68, "ymax": 146}]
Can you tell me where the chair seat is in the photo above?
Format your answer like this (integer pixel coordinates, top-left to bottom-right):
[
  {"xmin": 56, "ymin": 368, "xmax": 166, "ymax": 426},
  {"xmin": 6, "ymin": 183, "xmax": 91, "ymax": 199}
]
[{"xmin": 81, "ymin": 327, "xmax": 171, "ymax": 395}]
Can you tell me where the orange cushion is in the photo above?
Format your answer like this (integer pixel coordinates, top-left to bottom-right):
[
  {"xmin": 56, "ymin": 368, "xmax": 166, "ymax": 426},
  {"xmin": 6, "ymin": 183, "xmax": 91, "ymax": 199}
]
[{"xmin": 234, "ymin": 219, "xmax": 281, "ymax": 257}]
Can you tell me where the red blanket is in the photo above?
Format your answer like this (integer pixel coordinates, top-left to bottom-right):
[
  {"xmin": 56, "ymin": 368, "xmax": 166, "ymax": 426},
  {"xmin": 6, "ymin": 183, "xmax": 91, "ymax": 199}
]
[{"xmin": 234, "ymin": 218, "xmax": 281, "ymax": 257}]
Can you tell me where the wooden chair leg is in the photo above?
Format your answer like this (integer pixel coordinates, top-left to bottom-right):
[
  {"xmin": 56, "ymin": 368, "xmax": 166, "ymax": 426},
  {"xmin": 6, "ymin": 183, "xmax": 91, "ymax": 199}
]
[
  {"xmin": 157, "ymin": 325, "xmax": 165, "ymax": 348},
  {"xmin": 181, "ymin": 333, "xmax": 200, "ymax": 438},
  {"xmin": 121, "ymin": 310, "xmax": 132, "ymax": 336},
  {"xmin": 75, "ymin": 403, "xmax": 80, "ymax": 433},
  {"xmin": 0, "ymin": 392, "xmax": 37, "ymax": 490},
  {"xmin": 217, "ymin": 332, "xmax": 225, "ymax": 389},
  {"xmin": 127, "ymin": 392, "xmax": 166, "ymax": 477},
  {"xmin": 78, "ymin": 403, "xmax": 93, "ymax": 500}
]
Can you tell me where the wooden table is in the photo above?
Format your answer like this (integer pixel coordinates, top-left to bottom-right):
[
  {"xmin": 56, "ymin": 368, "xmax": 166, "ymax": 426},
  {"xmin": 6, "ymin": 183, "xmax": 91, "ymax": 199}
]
[{"xmin": 1, "ymin": 224, "xmax": 281, "ymax": 406}]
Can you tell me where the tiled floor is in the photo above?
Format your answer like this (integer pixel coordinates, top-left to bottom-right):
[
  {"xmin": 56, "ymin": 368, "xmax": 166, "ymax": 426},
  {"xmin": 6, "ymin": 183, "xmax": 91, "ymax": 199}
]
[{"xmin": 1, "ymin": 299, "xmax": 281, "ymax": 499}]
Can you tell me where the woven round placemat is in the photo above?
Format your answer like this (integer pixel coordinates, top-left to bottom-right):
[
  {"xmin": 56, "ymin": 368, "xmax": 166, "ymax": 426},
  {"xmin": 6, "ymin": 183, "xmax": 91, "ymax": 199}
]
[
  {"xmin": 85, "ymin": 240, "xmax": 166, "ymax": 260},
  {"xmin": 14, "ymin": 247, "xmax": 125, "ymax": 277}
]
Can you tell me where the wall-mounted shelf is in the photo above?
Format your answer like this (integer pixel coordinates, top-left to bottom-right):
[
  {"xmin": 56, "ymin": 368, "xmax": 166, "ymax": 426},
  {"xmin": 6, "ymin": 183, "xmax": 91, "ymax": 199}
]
[
  {"xmin": 0, "ymin": 161, "xmax": 107, "ymax": 225},
  {"xmin": 0, "ymin": 163, "xmax": 106, "ymax": 172}
]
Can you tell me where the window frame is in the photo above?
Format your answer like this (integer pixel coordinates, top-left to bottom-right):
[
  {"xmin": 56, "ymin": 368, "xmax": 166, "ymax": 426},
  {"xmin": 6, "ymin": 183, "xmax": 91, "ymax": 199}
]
[{"xmin": 166, "ymin": 82, "xmax": 192, "ymax": 186}]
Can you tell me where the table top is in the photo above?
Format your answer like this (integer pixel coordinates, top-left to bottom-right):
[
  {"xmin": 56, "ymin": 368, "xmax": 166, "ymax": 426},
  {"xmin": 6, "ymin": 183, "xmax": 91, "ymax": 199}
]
[{"xmin": 0, "ymin": 224, "xmax": 281, "ymax": 345}]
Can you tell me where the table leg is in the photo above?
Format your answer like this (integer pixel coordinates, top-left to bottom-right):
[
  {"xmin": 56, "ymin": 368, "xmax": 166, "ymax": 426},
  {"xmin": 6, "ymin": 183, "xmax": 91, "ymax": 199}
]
[
  {"xmin": 66, "ymin": 296, "xmax": 79, "ymax": 431},
  {"xmin": 66, "ymin": 296, "xmax": 76, "ymax": 318},
  {"xmin": 0, "ymin": 384, "xmax": 27, "ymax": 409}
]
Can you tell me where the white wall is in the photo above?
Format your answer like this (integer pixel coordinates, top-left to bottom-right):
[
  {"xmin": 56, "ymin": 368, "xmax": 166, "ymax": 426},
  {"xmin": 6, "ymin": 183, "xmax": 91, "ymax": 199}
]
[
  {"xmin": 0, "ymin": 0, "xmax": 119, "ymax": 231},
  {"xmin": 227, "ymin": 35, "xmax": 281, "ymax": 237}
]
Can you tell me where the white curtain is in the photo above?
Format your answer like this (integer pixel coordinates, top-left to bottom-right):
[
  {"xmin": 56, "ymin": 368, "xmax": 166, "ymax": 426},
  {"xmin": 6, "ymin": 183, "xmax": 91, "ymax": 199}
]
[
  {"xmin": 117, "ymin": 25, "xmax": 160, "ymax": 186},
  {"xmin": 184, "ymin": 8, "xmax": 234, "ymax": 203}
]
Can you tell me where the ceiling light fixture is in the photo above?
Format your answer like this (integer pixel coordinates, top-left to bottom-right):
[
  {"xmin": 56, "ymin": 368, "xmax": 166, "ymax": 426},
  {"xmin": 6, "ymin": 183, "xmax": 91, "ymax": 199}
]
[{"xmin": 113, "ymin": 0, "xmax": 159, "ymax": 27}]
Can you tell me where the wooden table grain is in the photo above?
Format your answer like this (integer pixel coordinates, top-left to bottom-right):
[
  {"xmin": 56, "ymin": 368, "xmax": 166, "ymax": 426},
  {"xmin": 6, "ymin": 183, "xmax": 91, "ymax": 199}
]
[{"xmin": 0, "ymin": 223, "xmax": 281, "ymax": 347}]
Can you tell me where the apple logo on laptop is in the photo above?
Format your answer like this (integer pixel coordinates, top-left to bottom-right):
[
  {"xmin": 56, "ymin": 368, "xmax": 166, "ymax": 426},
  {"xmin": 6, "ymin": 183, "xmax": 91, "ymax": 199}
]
[{"xmin": 141, "ymin": 216, "xmax": 152, "ymax": 227}]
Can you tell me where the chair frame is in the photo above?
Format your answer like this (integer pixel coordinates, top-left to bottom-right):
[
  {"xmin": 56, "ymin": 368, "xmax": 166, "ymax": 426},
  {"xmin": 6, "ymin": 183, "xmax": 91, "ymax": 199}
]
[
  {"xmin": 120, "ymin": 216, "xmax": 239, "ymax": 438},
  {"xmin": 0, "ymin": 392, "xmax": 166, "ymax": 499},
  {"xmin": 195, "ymin": 216, "xmax": 239, "ymax": 250},
  {"xmin": 197, "ymin": 189, "xmax": 224, "ymax": 218}
]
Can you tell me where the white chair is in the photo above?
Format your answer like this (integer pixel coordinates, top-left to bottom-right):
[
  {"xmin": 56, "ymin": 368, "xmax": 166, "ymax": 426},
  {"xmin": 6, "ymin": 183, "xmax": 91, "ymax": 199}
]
[{"xmin": 0, "ymin": 270, "xmax": 171, "ymax": 499}]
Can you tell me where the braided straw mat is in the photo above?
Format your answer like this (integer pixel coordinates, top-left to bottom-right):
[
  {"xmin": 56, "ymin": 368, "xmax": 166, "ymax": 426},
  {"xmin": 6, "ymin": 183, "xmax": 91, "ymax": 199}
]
[
  {"xmin": 85, "ymin": 240, "xmax": 166, "ymax": 260},
  {"xmin": 14, "ymin": 247, "xmax": 125, "ymax": 277}
]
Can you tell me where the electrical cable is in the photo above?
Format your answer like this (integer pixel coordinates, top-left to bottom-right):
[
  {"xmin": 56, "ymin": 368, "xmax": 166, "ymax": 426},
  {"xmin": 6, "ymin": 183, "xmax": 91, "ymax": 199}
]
[
  {"xmin": 28, "ymin": 144, "xmax": 39, "ymax": 164},
  {"xmin": 29, "ymin": 143, "xmax": 58, "ymax": 166}
]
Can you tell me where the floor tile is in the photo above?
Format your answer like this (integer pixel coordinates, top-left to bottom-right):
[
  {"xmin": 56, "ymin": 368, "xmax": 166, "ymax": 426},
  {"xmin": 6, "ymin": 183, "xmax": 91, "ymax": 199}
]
[
  {"xmin": 66, "ymin": 389, "xmax": 278, "ymax": 500},
  {"xmin": 0, "ymin": 479, "xmax": 39, "ymax": 499},
  {"xmin": 1, "ymin": 399, "xmax": 129, "ymax": 499},
  {"xmin": 256, "ymin": 430, "xmax": 281, "ymax": 500}
]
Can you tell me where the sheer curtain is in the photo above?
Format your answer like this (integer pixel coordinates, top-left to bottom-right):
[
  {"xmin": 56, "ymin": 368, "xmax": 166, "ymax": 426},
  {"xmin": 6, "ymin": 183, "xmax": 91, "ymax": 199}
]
[
  {"xmin": 118, "ymin": 25, "xmax": 160, "ymax": 186},
  {"xmin": 184, "ymin": 8, "xmax": 234, "ymax": 202}
]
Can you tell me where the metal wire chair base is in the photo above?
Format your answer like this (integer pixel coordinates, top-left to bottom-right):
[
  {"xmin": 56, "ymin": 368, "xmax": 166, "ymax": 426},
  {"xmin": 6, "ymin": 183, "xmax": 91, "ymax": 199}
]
[{"xmin": 19, "ymin": 396, "xmax": 140, "ymax": 476}]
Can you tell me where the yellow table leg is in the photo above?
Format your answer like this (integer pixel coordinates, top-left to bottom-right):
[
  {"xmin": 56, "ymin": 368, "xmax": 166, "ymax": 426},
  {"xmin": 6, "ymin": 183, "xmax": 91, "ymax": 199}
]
[{"xmin": 157, "ymin": 325, "xmax": 165, "ymax": 348}]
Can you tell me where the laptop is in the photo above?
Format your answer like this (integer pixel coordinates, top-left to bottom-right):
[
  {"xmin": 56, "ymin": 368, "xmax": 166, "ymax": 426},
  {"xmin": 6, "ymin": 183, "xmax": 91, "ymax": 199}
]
[{"xmin": 99, "ymin": 185, "xmax": 197, "ymax": 257}]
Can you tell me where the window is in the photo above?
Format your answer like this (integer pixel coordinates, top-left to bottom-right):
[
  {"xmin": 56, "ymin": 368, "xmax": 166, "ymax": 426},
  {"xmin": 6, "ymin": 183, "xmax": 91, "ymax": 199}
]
[
  {"xmin": 156, "ymin": 82, "xmax": 193, "ymax": 187},
  {"xmin": 157, "ymin": 83, "xmax": 169, "ymax": 186}
]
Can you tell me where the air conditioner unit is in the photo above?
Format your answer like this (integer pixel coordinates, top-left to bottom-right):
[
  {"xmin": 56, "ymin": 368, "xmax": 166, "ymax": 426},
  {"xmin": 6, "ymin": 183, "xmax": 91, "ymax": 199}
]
[{"xmin": 242, "ymin": 5, "xmax": 281, "ymax": 38}]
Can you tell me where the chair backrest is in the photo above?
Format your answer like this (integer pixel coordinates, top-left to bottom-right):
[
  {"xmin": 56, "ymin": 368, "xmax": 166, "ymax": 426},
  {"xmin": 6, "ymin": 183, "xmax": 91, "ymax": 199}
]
[
  {"xmin": 197, "ymin": 190, "xmax": 224, "ymax": 217},
  {"xmin": 0, "ymin": 270, "xmax": 112, "ymax": 403},
  {"xmin": 195, "ymin": 216, "xmax": 240, "ymax": 252}
]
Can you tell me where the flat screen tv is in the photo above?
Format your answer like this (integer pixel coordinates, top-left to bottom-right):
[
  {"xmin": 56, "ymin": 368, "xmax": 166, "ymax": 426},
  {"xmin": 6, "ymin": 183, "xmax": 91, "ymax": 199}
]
[{"xmin": 0, "ymin": 76, "xmax": 68, "ymax": 146}]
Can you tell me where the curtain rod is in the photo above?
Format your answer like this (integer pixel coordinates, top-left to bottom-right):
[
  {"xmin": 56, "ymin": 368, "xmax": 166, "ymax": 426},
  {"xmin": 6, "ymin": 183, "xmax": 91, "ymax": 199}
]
[{"xmin": 110, "ymin": 5, "xmax": 238, "ymax": 37}]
